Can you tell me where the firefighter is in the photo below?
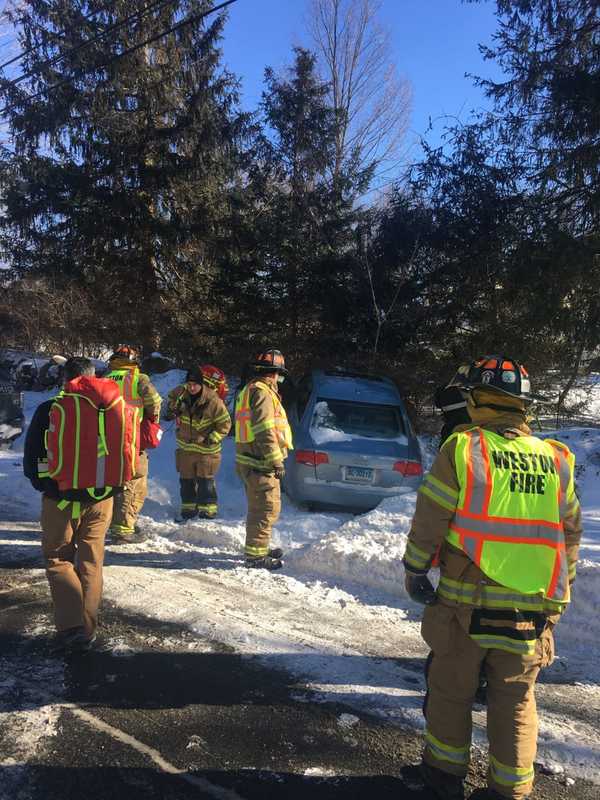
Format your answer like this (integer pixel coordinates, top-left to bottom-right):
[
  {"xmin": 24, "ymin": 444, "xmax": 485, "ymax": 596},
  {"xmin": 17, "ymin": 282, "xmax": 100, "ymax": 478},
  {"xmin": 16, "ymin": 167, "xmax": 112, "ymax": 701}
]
[
  {"xmin": 403, "ymin": 356, "xmax": 582, "ymax": 800},
  {"xmin": 234, "ymin": 349, "xmax": 293, "ymax": 570},
  {"xmin": 164, "ymin": 366, "xmax": 231, "ymax": 520},
  {"xmin": 105, "ymin": 345, "xmax": 162, "ymax": 544},
  {"xmin": 23, "ymin": 358, "xmax": 123, "ymax": 652}
]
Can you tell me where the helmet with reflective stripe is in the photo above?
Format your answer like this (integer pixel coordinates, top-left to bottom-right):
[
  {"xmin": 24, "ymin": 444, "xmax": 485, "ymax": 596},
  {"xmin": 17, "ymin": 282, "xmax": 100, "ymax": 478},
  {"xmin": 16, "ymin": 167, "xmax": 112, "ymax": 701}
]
[
  {"xmin": 249, "ymin": 349, "xmax": 288, "ymax": 375},
  {"xmin": 463, "ymin": 355, "xmax": 542, "ymax": 403},
  {"xmin": 110, "ymin": 344, "xmax": 139, "ymax": 363}
]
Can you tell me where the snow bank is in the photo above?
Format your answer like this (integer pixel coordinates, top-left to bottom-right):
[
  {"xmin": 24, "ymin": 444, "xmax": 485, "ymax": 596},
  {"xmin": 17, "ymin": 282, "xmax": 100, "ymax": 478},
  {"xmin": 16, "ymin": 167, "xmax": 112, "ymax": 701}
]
[{"xmin": 288, "ymin": 493, "xmax": 416, "ymax": 597}]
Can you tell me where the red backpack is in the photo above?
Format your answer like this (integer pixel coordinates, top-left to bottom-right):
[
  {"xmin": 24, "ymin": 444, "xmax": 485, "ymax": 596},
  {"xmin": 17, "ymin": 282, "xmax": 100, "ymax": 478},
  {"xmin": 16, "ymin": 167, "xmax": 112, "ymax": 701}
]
[{"xmin": 47, "ymin": 376, "xmax": 137, "ymax": 493}]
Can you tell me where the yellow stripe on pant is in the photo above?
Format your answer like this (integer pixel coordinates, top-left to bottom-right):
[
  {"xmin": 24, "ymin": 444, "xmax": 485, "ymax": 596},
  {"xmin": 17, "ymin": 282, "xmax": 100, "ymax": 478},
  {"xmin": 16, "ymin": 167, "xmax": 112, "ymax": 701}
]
[
  {"xmin": 424, "ymin": 730, "xmax": 470, "ymax": 768},
  {"xmin": 489, "ymin": 755, "xmax": 535, "ymax": 791}
]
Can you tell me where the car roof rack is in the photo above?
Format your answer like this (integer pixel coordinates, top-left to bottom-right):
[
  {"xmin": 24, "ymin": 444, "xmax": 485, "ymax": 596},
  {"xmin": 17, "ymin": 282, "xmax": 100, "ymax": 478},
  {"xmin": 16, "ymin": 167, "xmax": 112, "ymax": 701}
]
[{"xmin": 323, "ymin": 367, "xmax": 386, "ymax": 382}]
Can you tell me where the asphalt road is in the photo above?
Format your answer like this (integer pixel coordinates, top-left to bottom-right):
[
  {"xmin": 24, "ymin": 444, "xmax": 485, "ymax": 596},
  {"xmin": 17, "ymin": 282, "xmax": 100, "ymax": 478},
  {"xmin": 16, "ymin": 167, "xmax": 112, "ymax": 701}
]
[{"xmin": 1, "ymin": 529, "xmax": 597, "ymax": 799}]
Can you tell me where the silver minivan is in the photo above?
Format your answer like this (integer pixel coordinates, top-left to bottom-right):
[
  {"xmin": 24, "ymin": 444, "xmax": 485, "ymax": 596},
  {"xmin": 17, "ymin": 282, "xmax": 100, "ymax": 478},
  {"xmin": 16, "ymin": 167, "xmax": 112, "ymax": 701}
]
[{"xmin": 283, "ymin": 369, "xmax": 423, "ymax": 512}]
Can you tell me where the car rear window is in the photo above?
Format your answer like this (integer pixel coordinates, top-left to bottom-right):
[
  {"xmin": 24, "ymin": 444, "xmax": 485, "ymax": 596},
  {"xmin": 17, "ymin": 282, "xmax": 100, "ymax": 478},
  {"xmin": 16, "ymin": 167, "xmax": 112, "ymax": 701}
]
[{"xmin": 311, "ymin": 399, "xmax": 405, "ymax": 440}]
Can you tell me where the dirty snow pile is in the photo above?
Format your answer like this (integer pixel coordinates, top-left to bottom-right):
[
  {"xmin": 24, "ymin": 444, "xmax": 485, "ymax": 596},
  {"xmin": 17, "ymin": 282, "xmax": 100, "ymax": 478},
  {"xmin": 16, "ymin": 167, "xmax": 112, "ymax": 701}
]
[{"xmin": 2, "ymin": 369, "xmax": 600, "ymax": 784}]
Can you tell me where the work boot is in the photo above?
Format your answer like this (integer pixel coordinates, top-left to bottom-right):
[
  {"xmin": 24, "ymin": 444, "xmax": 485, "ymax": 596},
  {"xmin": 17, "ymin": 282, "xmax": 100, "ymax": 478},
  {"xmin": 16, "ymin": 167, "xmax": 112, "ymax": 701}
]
[
  {"xmin": 109, "ymin": 528, "xmax": 148, "ymax": 544},
  {"xmin": 53, "ymin": 626, "xmax": 97, "ymax": 653},
  {"xmin": 420, "ymin": 762, "xmax": 465, "ymax": 800},
  {"xmin": 197, "ymin": 510, "xmax": 217, "ymax": 520},
  {"xmin": 469, "ymin": 790, "xmax": 522, "ymax": 800},
  {"xmin": 244, "ymin": 555, "xmax": 283, "ymax": 571},
  {"xmin": 268, "ymin": 547, "xmax": 283, "ymax": 559}
]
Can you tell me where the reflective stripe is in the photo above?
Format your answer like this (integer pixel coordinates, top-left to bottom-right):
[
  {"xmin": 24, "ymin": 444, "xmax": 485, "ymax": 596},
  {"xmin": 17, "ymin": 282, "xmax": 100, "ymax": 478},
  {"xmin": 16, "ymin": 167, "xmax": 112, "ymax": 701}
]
[
  {"xmin": 437, "ymin": 576, "xmax": 564, "ymax": 613},
  {"xmin": 469, "ymin": 634, "xmax": 536, "ymax": 656},
  {"xmin": 72, "ymin": 396, "xmax": 81, "ymax": 489},
  {"xmin": 47, "ymin": 404, "xmax": 65, "ymax": 478},
  {"xmin": 253, "ymin": 419, "xmax": 276, "ymax": 434},
  {"xmin": 424, "ymin": 730, "xmax": 470, "ymax": 766},
  {"xmin": 568, "ymin": 561, "xmax": 577, "ymax": 580},
  {"xmin": 57, "ymin": 499, "xmax": 81, "ymax": 519},
  {"xmin": 565, "ymin": 498, "xmax": 580, "ymax": 516},
  {"xmin": 179, "ymin": 415, "xmax": 214, "ymax": 431},
  {"xmin": 87, "ymin": 487, "xmax": 112, "ymax": 501},
  {"xmin": 198, "ymin": 504, "xmax": 217, "ymax": 515},
  {"xmin": 176, "ymin": 438, "xmax": 221, "ymax": 455},
  {"xmin": 245, "ymin": 544, "xmax": 269, "ymax": 558},
  {"xmin": 425, "ymin": 474, "xmax": 459, "ymax": 501},
  {"xmin": 450, "ymin": 515, "xmax": 564, "ymax": 543},
  {"xmin": 464, "ymin": 430, "xmax": 489, "ymax": 516},
  {"xmin": 420, "ymin": 486, "xmax": 456, "ymax": 512},
  {"xmin": 236, "ymin": 450, "xmax": 283, "ymax": 470},
  {"xmin": 419, "ymin": 474, "xmax": 458, "ymax": 512},
  {"xmin": 96, "ymin": 408, "xmax": 107, "ymax": 488},
  {"xmin": 110, "ymin": 523, "xmax": 135, "ymax": 534},
  {"xmin": 489, "ymin": 755, "xmax": 534, "ymax": 788},
  {"xmin": 404, "ymin": 540, "xmax": 432, "ymax": 571}
]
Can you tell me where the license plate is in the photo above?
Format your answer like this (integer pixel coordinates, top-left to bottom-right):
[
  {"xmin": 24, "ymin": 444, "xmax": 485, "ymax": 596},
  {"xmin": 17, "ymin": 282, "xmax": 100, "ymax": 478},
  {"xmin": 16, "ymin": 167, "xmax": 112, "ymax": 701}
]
[{"xmin": 345, "ymin": 466, "xmax": 374, "ymax": 483}]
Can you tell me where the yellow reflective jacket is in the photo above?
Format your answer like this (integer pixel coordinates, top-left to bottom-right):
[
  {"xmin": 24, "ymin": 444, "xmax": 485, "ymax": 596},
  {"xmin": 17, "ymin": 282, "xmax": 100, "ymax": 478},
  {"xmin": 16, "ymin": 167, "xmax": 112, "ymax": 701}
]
[
  {"xmin": 403, "ymin": 415, "xmax": 582, "ymax": 655},
  {"xmin": 235, "ymin": 380, "xmax": 292, "ymax": 471},
  {"xmin": 105, "ymin": 360, "xmax": 162, "ymax": 422}
]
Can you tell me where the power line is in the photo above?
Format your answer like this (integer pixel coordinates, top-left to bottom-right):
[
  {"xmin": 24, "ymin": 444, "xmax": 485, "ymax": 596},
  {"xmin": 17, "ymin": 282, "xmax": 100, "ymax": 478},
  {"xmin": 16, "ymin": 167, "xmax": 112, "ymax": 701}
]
[
  {"xmin": 0, "ymin": 2, "xmax": 116, "ymax": 72},
  {"xmin": 1, "ymin": 0, "xmax": 239, "ymax": 117},
  {"xmin": 3, "ymin": 0, "xmax": 182, "ymax": 89}
]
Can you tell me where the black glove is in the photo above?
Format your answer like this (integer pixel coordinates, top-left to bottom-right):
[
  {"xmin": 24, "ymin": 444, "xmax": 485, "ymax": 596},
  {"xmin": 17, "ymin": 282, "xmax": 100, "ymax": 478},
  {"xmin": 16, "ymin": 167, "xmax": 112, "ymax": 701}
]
[
  {"xmin": 405, "ymin": 571, "xmax": 436, "ymax": 606},
  {"xmin": 273, "ymin": 465, "xmax": 285, "ymax": 480}
]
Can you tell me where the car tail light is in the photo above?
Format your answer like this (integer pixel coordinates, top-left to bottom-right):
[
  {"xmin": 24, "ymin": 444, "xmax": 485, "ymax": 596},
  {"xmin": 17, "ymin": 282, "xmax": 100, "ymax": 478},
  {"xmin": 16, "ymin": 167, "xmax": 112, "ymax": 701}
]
[
  {"xmin": 295, "ymin": 450, "xmax": 329, "ymax": 466},
  {"xmin": 393, "ymin": 460, "xmax": 423, "ymax": 476}
]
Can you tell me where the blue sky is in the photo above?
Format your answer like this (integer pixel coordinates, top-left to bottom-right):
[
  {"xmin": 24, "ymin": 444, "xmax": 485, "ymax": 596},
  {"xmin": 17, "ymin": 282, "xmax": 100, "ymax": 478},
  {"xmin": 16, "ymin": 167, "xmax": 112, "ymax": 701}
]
[{"xmin": 221, "ymin": 0, "xmax": 503, "ymax": 151}]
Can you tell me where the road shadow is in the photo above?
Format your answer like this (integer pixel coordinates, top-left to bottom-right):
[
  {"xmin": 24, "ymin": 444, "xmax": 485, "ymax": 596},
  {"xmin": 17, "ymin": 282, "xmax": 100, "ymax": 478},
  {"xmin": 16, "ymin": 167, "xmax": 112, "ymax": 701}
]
[
  {"xmin": 0, "ymin": 765, "xmax": 431, "ymax": 800},
  {"xmin": 0, "ymin": 622, "xmax": 427, "ymax": 715}
]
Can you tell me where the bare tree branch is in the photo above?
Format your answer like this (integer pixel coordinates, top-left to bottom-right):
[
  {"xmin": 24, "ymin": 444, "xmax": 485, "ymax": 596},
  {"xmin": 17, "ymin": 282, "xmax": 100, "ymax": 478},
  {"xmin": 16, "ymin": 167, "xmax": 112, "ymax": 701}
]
[{"xmin": 308, "ymin": 0, "xmax": 412, "ymax": 193}]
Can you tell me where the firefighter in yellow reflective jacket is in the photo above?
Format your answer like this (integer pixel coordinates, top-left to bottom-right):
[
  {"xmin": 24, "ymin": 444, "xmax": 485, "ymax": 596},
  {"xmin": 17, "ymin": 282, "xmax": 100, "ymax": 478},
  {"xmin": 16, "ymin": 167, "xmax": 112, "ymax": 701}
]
[
  {"xmin": 164, "ymin": 367, "xmax": 231, "ymax": 520},
  {"xmin": 403, "ymin": 356, "xmax": 582, "ymax": 800},
  {"xmin": 235, "ymin": 349, "xmax": 292, "ymax": 570},
  {"xmin": 106, "ymin": 346, "xmax": 162, "ymax": 544}
]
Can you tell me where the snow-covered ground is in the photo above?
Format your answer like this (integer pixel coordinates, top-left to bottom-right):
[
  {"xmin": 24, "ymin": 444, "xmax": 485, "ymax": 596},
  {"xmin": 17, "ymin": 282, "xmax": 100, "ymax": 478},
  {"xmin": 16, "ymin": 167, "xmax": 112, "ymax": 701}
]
[{"xmin": 2, "ymin": 370, "xmax": 600, "ymax": 784}]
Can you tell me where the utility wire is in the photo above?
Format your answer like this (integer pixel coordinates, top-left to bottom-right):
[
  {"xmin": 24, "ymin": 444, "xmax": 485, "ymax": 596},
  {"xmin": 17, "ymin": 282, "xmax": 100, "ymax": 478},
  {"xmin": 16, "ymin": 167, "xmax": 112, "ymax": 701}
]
[
  {"xmin": 1, "ymin": 0, "xmax": 238, "ymax": 116},
  {"xmin": 3, "ymin": 0, "xmax": 182, "ymax": 88},
  {"xmin": 0, "ymin": 2, "xmax": 116, "ymax": 72}
]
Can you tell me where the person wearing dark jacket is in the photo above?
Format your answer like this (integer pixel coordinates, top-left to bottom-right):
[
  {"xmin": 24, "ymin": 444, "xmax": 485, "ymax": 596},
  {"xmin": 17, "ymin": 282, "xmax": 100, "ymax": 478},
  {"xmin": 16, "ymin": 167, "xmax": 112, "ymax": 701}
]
[{"xmin": 24, "ymin": 357, "xmax": 120, "ymax": 652}]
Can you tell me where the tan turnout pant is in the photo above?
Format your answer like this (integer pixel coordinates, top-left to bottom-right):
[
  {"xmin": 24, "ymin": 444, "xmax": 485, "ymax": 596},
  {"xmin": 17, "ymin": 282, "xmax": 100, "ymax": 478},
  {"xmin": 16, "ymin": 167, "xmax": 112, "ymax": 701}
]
[
  {"xmin": 110, "ymin": 450, "xmax": 148, "ymax": 535},
  {"xmin": 236, "ymin": 465, "xmax": 281, "ymax": 559},
  {"xmin": 421, "ymin": 603, "xmax": 554, "ymax": 799},
  {"xmin": 176, "ymin": 450, "xmax": 221, "ymax": 517},
  {"xmin": 41, "ymin": 494, "xmax": 113, "ymax": 636}
]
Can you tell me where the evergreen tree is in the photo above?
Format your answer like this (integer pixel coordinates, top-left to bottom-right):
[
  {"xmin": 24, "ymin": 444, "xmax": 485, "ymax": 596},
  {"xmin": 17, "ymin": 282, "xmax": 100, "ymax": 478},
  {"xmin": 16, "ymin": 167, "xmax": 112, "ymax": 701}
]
[
  {"xmin": 218, "ymin": 47, "xmax": 363, "ymax": 364},
  {"xmin": 0, "ymin": 0, "xmax": 245, "ymax": 352},
  {"xmin": 473, "ymin": 0, "xmax": 600, "ymax": 233}
]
